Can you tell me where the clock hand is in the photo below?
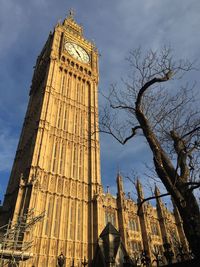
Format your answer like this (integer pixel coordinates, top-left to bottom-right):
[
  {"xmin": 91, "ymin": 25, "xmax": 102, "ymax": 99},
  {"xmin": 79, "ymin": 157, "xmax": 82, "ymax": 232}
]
[
  {"xmin": 76, "ymin": 50, "xmax": 82, "ymax": 58},
  {"xmin": 72, "ymin": 44, "xmax": 82, "ymax": 59}
]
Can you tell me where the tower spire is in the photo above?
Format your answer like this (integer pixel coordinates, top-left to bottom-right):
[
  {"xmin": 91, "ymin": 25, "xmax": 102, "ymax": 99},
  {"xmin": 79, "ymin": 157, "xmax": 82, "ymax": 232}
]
[
  {"xmin": 136, "ymin": 178, "xmax": 144, "ymax": 201},
  {"xmin": 117, "ymin": 172, "xmax": 124, "ymax": 193},
  {"xmin": 154, "ymin": 184, "xmax": 161, "ymax": 197},
  {"xmin": 63, "ymin": 9, "xmax": 83, "ymax": 36},
  {"xmin": 68, "ymin": 8, "xmax": 75, "ymax": 19}
]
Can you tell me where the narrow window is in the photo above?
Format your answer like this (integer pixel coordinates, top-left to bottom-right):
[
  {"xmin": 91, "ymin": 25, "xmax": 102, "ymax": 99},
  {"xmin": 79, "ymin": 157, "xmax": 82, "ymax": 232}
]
[
  {"xmin": 68, "ymin": 143, "xmax": 72, "ymax": 177},
  {"xmin": 69, "ymin": 201, "xmax": 75, "ymax": 239},
  {"xmin": 80, "ymin": 113, "xmax": 83, "ymax": 137},
  {"xmin": 81, "ymin": 83, "xmax": 84, "ymax": 105},
  {"xmin": 131, "ymin": 241, "xmax": 141, "ymax": 252},
  {"xmin": 62, "ymin": 200, "xmax": 68, "ymax": 239},
  {"xmin": 57, "ymin": 104, "xmax": 62, "ymax": 128},
  {"xmin": 73, "ymin": 145, "xmax": 78, "ymax": 178},
  {"xmin": 53, "ymin": 198, "xmax": 61, "ymax": 237},
  {"xmin": 110, "ymin": 213, "xmax": 116, "ymax": 226},
  {"xmin": 52, "ymin": 142, "xmax": 58, "ymax": 173},
  {"xmin": 61, "ymin": 74, "xmax": 65, "ymax": 95},
  {"xmin": 151, "ymin": 222, "xmax": 159, "ymax": 236},
  {"xmin": 59, "ymin": 144, "xmax": 66, "ymax": 175},
  {"xmin": 75, "ymin": 112, "xmax": 79, "ymax": 136},
  {"xmin": 79, "ymin": 148, "xmax": 82, "ymax": 180},
  {"xmin": 105, "ymin": 211, "xmax": 115, "ymax": 226},
  {"xmin": 63, "ymin": 108, "xmax": 67, "ymax": 131},
  {"xmin": 45, "ymin": 196, "xmax": 53, "ymax": 236},
  {"xmin": 76, "ymin": 82, "xmax": 80, "ymax": 102},
  {"xmin": 129, "ymin": 217, "xmax": 139, "ymax": 231},
  {"xmin": 81, "ymin": 114, "xmax": 85, "ymax": 139},
  {"xmin": 74, "ymin": 112, "xmax": 78, "ymax": 135},
  {"xmin": 77, "ymin": 203, "xmax": 81, "ymax": 240},
  {"xmin": 66, "ymin": 75, "xmax": 71, "ymax": 98},
  {"xmin": 153, "ymin": 244, "xmax": 162, "ymax": 254},
  {"xmin": 73, "ymin": 77, "xmax": 77, "ymax": 100}
]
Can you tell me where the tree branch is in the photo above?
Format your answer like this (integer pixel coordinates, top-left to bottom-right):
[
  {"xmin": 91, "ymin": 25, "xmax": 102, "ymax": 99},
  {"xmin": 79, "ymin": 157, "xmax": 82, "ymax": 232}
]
[
  {"xmin": 189, "ymin": 184, "xmax": 200, "ymax": 191},
  {"xmin": 184, "ymin": 182, "xmax": 200, "ymax": 191},
  {"xmin": 137, "ymin": 193, "xmax": 170, "ymax": 215},
  {"xmin": 100, "ymin": 126, "xmax": 141, "ymax": 145},
  {"xmin": 136, "ymin": 72, "xmax": 173, "ymax": 108},
  {"xmin": 110, "ymin": 104, "xmax": 135, "ymax": 111},
  {"xmin": 182, "ymin": 126, "xmax": 200, "ymax": 139}
]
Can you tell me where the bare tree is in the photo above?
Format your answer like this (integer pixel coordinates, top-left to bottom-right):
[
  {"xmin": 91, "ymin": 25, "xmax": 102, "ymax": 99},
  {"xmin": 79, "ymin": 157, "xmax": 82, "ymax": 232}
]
[{"xmin": 100, "ymin": 47, "xmax": 200, "ymax": 258}]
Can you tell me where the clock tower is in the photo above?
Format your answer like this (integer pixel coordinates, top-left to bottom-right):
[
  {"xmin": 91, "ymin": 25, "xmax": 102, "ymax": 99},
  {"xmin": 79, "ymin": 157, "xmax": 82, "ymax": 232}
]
[{"xmin": 1, "ymin": 12, "xmax": 101, "ymax": 266}]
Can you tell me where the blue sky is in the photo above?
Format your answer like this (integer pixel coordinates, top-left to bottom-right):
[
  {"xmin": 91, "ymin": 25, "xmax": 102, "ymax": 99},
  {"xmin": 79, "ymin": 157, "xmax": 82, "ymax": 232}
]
[{"xmin": 0, "ymin": 0, "xmax": 200, "ymax": 203}]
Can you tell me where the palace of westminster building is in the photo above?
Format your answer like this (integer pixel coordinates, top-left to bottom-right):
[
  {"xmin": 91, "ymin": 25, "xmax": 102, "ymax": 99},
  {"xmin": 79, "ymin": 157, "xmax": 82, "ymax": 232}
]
[{"xmin": 0, "ymin": 13, "xmax": 188, "ymax": 266}]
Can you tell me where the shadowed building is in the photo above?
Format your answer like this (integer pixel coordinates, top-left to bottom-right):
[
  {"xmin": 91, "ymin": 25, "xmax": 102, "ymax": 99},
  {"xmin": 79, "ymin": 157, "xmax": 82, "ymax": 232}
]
[{"xmin": 0, "ymin": 12, "xmax": 188, "ymax": 267}]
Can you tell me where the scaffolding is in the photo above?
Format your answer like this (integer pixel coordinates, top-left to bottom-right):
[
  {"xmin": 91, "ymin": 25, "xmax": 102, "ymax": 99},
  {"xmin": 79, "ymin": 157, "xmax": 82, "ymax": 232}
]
[{"xmin": 0, "ymin": 209, "xmax": 45, "ymax": 267}]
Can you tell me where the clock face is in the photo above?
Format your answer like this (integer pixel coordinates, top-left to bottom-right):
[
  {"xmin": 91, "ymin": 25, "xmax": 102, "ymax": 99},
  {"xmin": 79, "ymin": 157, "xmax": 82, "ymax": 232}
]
[{"xmin": 64, "ymin": 42, "xmax": 90, "ymax": 64}]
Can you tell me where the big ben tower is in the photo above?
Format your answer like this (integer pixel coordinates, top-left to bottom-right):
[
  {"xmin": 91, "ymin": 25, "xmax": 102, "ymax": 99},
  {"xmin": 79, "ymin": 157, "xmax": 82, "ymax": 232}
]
[{"xmin": 0, "ymin": 11, "xmax": 101, "ymax": 266}]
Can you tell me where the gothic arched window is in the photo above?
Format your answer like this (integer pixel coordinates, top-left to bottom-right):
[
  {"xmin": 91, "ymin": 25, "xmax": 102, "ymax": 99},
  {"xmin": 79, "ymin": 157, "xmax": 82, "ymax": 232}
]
[
  {"xmin": 105, "ymin": 210, "xmax": 116, "ymax": 226},
  {"xmin": 129, "ymin": 217, "xmax": 139, "ymax": 231},
  {"xmin": 151, "ymin": 222, "xmax": 160, "ymax": 236},
  {"xmin": 131, "ymin": 241, "xmax": 142, "ymax": 252}
]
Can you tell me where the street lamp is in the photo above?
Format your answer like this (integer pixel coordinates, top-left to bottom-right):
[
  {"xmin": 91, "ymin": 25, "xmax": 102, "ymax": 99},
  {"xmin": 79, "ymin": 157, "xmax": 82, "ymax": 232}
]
[
  {"xmin": 57, "ymin": 252, "xmax": 65, "ymax": 267},
  {"xmin": 81, "ymin": 257, "xmax": 88, "ymax": 266},
  {"xmin": 163, "ymin": 243, "xmax": 174, "ymax": 265},
  {"xmin": 141, "ymin": 251, "xmax": 150, "ymax": 267}
]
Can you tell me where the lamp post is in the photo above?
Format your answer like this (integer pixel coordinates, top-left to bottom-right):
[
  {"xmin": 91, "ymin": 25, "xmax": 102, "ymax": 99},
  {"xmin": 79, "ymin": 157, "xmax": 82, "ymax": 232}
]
[
  {"xmin": 163, "ymin": 243, "xmax": 174, "ymax": 265},
  {"xmin": 57, "ymin": 253, "xmax": 65, "ymax": 267},
  {"xmin": 106, "ymin": 256, "xmax": 115, "ymax": 267},
  {"xmin": 152, "ymin": 246, "xmax": 164, "ymax": 267},
  {"xmin": 132, "ymin": 252, "xmax": 141, "ymax": 266},
  {"xmin": 81, "ymin": 257, "xmax": 88, "ymax": 266},
  {"xmin": 141, "ymin": 250, "xmax": 150, "ymax": 267},
  {"xmin": 152, "ymin": 251, "xmax": 163, "ymax": 267},
  {"xmin": 123, "ymin": 255, "xmax": 135, "ymax": 267},
  {"xmin": 71, "ymin": 259, "xmax": 75, "ymax": 267}
]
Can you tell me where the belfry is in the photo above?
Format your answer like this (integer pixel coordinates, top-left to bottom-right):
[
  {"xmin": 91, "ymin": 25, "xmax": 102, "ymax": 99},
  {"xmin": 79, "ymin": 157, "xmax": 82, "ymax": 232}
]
[{"xmin": 0, "ymin": 12, "xmax": 188, "ymax": 267}]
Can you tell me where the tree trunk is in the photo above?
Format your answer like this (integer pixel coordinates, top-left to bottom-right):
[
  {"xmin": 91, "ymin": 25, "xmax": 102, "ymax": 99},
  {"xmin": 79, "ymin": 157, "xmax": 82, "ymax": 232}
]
[
  {"xmin": 178, "ymin": 190, "xmax": 200, "ymax": 258},
  {"xmin": 135, "ymin": 108, "xmax": 200, "ymax": 258}
]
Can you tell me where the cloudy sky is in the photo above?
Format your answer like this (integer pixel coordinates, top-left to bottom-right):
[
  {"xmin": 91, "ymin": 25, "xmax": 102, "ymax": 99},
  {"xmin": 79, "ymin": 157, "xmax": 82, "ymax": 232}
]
[{"xmin": 0, "ymin": 0, "xmax": 200, "ymax": 202}]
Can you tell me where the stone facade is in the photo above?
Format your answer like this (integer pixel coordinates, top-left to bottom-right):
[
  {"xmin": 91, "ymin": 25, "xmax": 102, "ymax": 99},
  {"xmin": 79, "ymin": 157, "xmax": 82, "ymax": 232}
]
[
  {"xmin": 96, "ymin": 175, "xmax": 188, "ymax": 265},
  {"xmin": 0, "ymin": 14, "xmax": 187, "ymax": 267}
]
